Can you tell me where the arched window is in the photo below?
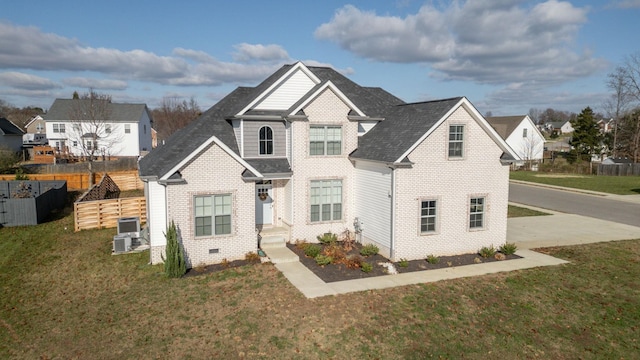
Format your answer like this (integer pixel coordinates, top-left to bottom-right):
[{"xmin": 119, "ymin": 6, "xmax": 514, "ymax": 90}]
[{"xmin": 259, "ymin": 126, "xmax": 273, "ymax": 155}]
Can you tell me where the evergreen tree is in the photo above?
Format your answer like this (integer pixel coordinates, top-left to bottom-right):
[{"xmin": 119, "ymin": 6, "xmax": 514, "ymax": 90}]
[
  {"xmin": 569, "ymin": 107, "xmax": 602, "ymax": 163},
  {"xmin": 162, "ymin": 221, "xmax": 186, "ymax": 278}
]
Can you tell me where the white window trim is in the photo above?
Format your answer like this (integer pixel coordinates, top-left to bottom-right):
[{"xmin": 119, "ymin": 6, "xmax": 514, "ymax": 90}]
[
  {"xmin": 309, "ymin": 125, "xmax": 342, "ymax": 156},
  {"xmin": 124, "ymin": 124, "xmax": 131, "ymax": 134},
  {"xmin": 418, "ymin": 197, "xmax": 440, "ymax": 235},
  {"xmin": 309, "ymin": 179, "xmax": 343, "ymax": 223},
  {"xmin": 468, "ymin": 194, "xmax": 488, "ymax": 231},
  {"xmin": 447, "ymin": 124, "xmax": 465, "ymax": 160},
  {"xmin": 258, "ymin": 126, "xmax": 274, "ymax": 156},
  {"xmin": 193, "ymin": 193, "xmax": 234, "ymax": 238}
]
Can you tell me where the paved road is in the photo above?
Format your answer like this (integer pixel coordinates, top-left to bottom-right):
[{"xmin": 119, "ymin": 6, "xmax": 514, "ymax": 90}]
[{"xmin": 509, "ymin": 182, "xmax": 640, "ymax": 227}]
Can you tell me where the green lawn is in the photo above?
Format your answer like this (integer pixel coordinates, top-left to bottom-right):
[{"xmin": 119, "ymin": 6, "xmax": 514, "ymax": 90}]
[
  {"xmin": 511, "ymin": 171, "xmax": 640, "ymax": 195},
  {"xmin": 2, "ymin": 209, "xmax": 640, "ymax": 359},
  {"xmin": 508, "ymin": 204, "xmax": 550, "ymax": 217}
]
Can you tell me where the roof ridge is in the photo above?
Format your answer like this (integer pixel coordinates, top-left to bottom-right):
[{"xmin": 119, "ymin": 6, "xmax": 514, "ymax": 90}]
[{"xmin": 397, "ymin": 97, "xmax": 462, "ymax": 107}]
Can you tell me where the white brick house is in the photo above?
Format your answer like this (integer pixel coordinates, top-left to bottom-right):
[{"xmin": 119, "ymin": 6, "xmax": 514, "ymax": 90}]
[{"xmin": 139, "ymin": 62, "xmax": 518, "ymax": 267}]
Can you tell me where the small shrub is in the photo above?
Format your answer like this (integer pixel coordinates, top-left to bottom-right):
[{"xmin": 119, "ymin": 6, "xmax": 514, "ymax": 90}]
[
  {"xmin": 221, "ymin": 258, "xmax": 230, "ymax": 268},
  {"xmin": 339, "ymin": 228, "xmax": 356, "ymax": 251},
  {"xmin": 317, "ymin": 232, "xmax": 338, "ymax": 244},
  {"xmin": 14, "ymin": 168, "xmax": 29, "ymax": 180},
  {"xmin": 245, "ymin": 251, "xmax": 261, "ymax": 263},
  {"xmin": 294, "ymin": 239, "xmax": 308, "ymax": 249},
  {"xmin": 323, "ymin": 242, "xmax": 346, "ymax": 263},
  {"xmin": 495, "ymin": 253, "xmax": 506, "ymax": 261},
  {"xmin": 478, "ymin": 245, "xmax": 496, "ymax": 258},
  {"xmin": 499, "ymin": 242, "xmax": 518, "ymax": 255},
  {"xmin": 360, "ymin": 244, "xmax": 379, "ymax": 256},
  {"xmin": 304, "ymin": 244, "xmax": 322, "ymax": 258},
  {"xmin": 398, "ymin": 258, "xmax": 409, "ymax": 268},
  {"xmin": 315, "ymin": 254, "xmax": 332, "ymax": 266},
  {"xmin": 343, "ymin": 254, "xmax": 363, "ymax": 269},
  {"xmin": 426, "ymin": 254, "xmax": 440, "ymax": 264},
  {"xmin": 361, "ymin": 261, "xmax": 373, "ymax": 273},
  {"xmin": 473, "ymin": 257, "xmax": 482, "ymax": 264},
  {"xmin": 162, "ymin": 220, "xmax": 186, "ymax": 278}
]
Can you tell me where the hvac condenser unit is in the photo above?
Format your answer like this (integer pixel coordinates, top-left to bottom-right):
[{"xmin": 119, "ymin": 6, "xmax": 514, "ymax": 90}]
[
  {"xmin": 117, "ymin": 217, "xmax": 140, "ymax": 238},
  {"xmin": 113, "ymin": 235, "xmax": 132, "ymax": 253}
]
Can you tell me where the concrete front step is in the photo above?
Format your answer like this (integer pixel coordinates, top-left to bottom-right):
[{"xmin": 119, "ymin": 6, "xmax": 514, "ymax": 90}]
[
  {"xmin": 260, "ymin": 235, "xmax": 286, "ymax": 249},
  {"xmin": 262, "ymin": 246, "xmax": 299, "ymax": 264}
]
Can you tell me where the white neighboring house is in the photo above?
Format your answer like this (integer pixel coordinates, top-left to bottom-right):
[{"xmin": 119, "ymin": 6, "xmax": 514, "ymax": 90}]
[
  {"xmin": 44, "ymin": 99, "xmax": 153, "ymax": 157},
  {"xmin": 139, "ymin": 62, "xmax": 518, "ymax": 267},
  {"xmin": 486, "ymin": 115, "xmax": 545, "ymax": 168},
  {"xmin": 547, "ymin": 120, "xmax": 574, "ymax": 134}
]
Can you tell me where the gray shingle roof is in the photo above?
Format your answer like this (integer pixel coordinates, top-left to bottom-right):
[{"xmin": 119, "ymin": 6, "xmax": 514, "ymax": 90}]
[
  {"xmin": 0, "ymin": 117, "xmax": 24, "ymax": 135},
  {"xmin": 139, "ymin": 63, "xmax": 466, "ymax": 178},
  {"xmin": 44, "ymin": 99, "xmax": 149, "ymax": 122},
  {"xmin": 485, "ymin": 116, "xmax": 526, "ymax": 139},
  {"xmin": 350, "ymin": 98, "xmax": 463, "ymax": 163}
]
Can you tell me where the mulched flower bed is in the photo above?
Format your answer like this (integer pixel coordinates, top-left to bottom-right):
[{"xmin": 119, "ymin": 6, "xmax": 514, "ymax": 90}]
[
  {"xmin": 183, "ymin": 258, "xmax": 262, "ymax": 277},
  {"xmin": 287, "ymin": 242, "xmax": 521, "ymax": 283}
]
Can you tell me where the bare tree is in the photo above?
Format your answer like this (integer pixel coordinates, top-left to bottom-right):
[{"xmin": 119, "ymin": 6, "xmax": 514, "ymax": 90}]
[
  {"xmin": 519, "ymin": 133, "xmax": 544, "ymax": 170},
  {"xmin": 604, "ymin": 66, "xmax": 632, "ymax": 157},
  {"xmin": 68, "ymin": 89, "xmax": 120, "ymax": 186},
  {"xmin": 151, "ymin": 97, "xmax": 201, "ymax": 141},
  {"xmin": 617, "ymin": 108, "xmax": 640, "ymax": 162}
]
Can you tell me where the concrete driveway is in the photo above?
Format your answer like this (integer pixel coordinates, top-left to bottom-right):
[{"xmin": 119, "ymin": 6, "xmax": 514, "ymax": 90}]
[{"xmin": 508, "ymin": 204, "xmax": 640, "ymax": 249}]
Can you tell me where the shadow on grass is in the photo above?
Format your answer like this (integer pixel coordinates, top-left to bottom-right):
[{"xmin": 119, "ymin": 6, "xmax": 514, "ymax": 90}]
[{"xmin": 632, "ymin": 188, "xmax": 640, "ymax": 194}]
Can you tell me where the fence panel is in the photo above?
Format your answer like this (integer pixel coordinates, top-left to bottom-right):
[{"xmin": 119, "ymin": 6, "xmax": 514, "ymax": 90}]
[
  {"xmin": 597, "ymin": 163, "xmax": 640, "ymax": 176},
  {"xmin": 0, "ymin": 170, "xmax": 142, "ymax": 190},
  {"xmin": 74, "ymin": 197, "xmax": 146, "ymax": 231}
]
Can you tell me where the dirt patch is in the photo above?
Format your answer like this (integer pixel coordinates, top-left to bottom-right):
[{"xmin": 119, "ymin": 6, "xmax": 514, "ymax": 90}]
[{"xmin": 287, "ymin": 242, "xmax": 521, "ymax": 283}]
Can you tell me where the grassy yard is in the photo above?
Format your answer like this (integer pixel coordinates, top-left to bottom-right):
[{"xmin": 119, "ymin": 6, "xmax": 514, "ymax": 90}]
[
  {"xmin": 511, "ymin": 171, "xmax": 640, "ymax": 195},
  {"xmin": 508, "ymin": 204, "xmax": 550, "ymax": 218},
  {"xmin": 2, "ymin": 210, "xmax": 639, "ymax": 359}
]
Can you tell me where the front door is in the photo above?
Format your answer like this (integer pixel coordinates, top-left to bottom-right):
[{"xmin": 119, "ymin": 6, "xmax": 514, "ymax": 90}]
[{"xmin": 255, "ymin": 183, "xmax": 273, "ymax": 225}]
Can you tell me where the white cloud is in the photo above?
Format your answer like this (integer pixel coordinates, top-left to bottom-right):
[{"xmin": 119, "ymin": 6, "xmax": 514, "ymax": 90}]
[
  {"xmin": 0, "ymin": 22, "xmax": 289, "ymax": 89},
  {"xmin": 315, "ymin": 5, "xmax": 453, "ymax": 63},
  {"xmin": 232, "ymin": 43, "xmax": 290, "ymax": 62},
  {"xmin": 315, "ymin": 1, "xmax": 607, "ymax": 87},
  {"xmin": 0, "ymin": 71, "xmax": 61, "ymax": 90},
  {"xmin": 62, "ymin": 77, "xmax": 128, "ymax": 90}
]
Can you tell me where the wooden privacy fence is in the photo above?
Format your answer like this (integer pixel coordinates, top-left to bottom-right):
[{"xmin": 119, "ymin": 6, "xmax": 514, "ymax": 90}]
[
  {"xmin": 0, "ymin": 170, "xmax": 143, "ymax": 190},
  {"xmin": 597, "ymin": 163, "xmax": 640, "ymax": 176},
  {"xmin": 74, "ymin": 197, "xmax": 146, "ymax": 231}
]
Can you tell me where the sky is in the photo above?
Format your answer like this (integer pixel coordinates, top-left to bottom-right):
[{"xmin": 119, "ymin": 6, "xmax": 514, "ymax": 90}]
[{"xmin": 1, "ymin": 0, "xmax": 639, "ymax": 116}]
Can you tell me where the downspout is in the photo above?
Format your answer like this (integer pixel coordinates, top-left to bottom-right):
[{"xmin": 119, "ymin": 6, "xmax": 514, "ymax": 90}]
[
  {"xmin": 389, "ymin": 168, "xmax": 396, "ymax": 261},
  {"xmin": 289, "ymin": 123, "xmax": 294, "ymax": 226}
]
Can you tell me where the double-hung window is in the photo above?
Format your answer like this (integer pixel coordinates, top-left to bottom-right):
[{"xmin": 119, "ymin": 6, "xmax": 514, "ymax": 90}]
[
  {"xmin": 105, "ymin": 124, "xmax": 112, "ymax": 134},
  {"xmin": 420, "ymin": 199, "xmax": 437, "ymax": 233},
  {"xmin": 448, "ymin": 125, "xmax": 464, "ymax": 158},
  {"xmin": 53, "ymin": 124, "xmax": 65, "ymax": 133},
  {"xmin": 469, "ymin": 197, "xmax": 485, "ymax": 229},
  {"xmin": 194, "ymin": 194, "xmax": 232, "ymax": 236},
  {"xmin": 310, "ymin": 126, "xmax": 341, "ymax": 156},
  {"xmin": 259, "ymin": 126, "xmax": 273, "ymax": 155},
  {"xmin": 124, "ymin": 124, "xmax": 131, "ymax": 134},
  {"xmin": 522, "ymin": 128, "xmax": 528, "ymax": 137},
  {"xmin": 310, "ymin": 180, "xmax": 342, "ymax": 222}
]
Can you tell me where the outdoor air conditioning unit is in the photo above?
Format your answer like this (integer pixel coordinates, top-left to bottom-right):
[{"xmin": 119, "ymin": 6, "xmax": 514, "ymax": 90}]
[
  {"xmin": 113, "ymin": 235, "xmax": 132, "ymax": 253},
  {"xmin": 117, "ymin": 217, "xmax": 140, "ymax": 238}
]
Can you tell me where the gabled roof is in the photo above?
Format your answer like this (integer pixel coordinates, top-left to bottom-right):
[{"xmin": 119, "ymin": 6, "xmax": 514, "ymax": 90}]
[
  {"xmin": 0, "ymin": 117, "xmax": 24, "ymax": 136},
  {"xmin": 44, "ymin": 99, "xmax": 149, "ymax": 122},
  {"xmin": 139, "ymin": 62, "xmax": 515, "ymax": 179},
  {"xmin": 24, "ymin": 115, "xmax": 44, "ymax": 129},
  {"xmin": 485, "ymin": 116, "xmax": 526, "ymax": 139},
  {"xmin": 350, "ymin": 98, "xmax": 463, "ymax": 163}
]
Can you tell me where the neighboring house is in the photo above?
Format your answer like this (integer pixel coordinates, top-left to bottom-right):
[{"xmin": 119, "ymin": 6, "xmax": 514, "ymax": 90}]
[
  {"xmin": 486, "ymin": 115, "xmax": 545, "ymax": 168},
  {"xmin": 43, "ymin": 99, "xmax": 153, "ymax": 157},
  {"xmin": 0, "ymin": 117, "xmax": 24, "ymax": 152},
  {"xmin": 602, "ymin": 157, "xmax": 633, "ymax": 165},
  {"xmin": 547, "ymin": 120, "xmax": 574, "ymax": 134},
  {"xmin": 596, "ymin": 118, "xmax": 614, "ymax": 133},
  {"xmin": 24, "ymin": 115, "xmax": 46, "ymax": 134},
  {"xmin": 139, "ymin": 62, "xmax": 518, "ymax": 267}
]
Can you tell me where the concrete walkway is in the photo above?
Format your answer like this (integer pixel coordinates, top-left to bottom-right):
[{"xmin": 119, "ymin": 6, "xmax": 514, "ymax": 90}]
[{"xmin": 271, "ymin": 200, "xmax": 640, "ymax": 299}]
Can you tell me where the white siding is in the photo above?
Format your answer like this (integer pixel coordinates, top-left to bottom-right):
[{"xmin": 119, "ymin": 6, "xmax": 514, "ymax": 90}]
[
  {"xmin": 354, "ymin": 160, "xmax": 392, "ymax": 255},
  {"xmin": 147, "ymin": 180, "xmax": 168, "ymax": 264},
  {"xmin": 254, "ymin": 69, "xmax": 316, "ymax": 110},
  {"xmin": 505, "ymin": 117, "xmax": 544, "ymax": 163},
  {"xmin": 45, "ymin": 119, "xmax": 144, "ymax": 157}
]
